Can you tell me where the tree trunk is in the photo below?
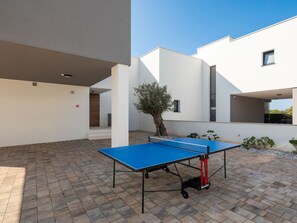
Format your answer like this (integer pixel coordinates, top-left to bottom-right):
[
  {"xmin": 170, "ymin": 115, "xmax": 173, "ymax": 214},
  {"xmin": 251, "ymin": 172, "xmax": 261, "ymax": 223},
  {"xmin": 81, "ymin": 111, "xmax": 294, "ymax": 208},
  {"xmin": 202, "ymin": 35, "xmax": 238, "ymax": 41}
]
[{"xmin": 152, "ymin": 114, "xmax": 168, "ymax": 136}]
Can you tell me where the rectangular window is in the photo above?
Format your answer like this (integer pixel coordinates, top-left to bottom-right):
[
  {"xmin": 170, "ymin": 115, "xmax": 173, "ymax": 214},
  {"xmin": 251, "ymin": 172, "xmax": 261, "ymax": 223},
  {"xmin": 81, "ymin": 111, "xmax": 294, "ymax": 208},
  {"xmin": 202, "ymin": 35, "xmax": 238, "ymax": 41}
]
[
  {"xmin": 263, "ymin": 50, "xmax": 274, "ymax": 66},
  {"xmin": 173, "ymin": 100, "xmax": 180, "ymax": 112},
  {"xmin": 210, "ymin": 66, "xmax": 216, "ymax": 121}
]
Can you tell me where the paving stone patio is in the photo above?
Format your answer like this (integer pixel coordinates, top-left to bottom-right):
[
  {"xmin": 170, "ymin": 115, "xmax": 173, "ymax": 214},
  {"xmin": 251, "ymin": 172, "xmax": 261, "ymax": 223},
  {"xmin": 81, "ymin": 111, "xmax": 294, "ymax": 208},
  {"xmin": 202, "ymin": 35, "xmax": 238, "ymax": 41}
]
[{"xmin": 0, "ymin": 131, "xmax": 297, "ymax": 223}]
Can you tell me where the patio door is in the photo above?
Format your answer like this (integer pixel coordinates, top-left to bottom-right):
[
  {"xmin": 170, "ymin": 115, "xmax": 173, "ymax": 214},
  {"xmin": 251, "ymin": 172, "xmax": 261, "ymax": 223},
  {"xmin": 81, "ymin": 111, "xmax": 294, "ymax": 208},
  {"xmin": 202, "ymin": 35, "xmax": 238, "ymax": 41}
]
[{"xmin": 90, "ymin": 93, "xmax": 100, "ymax": 127}]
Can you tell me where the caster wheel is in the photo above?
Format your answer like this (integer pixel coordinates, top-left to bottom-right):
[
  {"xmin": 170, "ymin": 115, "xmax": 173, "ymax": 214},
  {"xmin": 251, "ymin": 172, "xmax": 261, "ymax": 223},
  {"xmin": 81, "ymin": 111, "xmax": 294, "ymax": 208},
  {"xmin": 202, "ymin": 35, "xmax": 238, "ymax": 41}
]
[
  {"xmin": 206, "ymin": 182, "xmax": 211, "ymax": 190},
  {"xmin": 145, "ymin": 173, "xmax": 149, "ymax": 179},
  {"xmin": 181, "ymin": 190, "xmax": 189, "ymax": 199},
  {"xmin": 165, "ymin": 167, "xmax": 170, "ymax": 173}
]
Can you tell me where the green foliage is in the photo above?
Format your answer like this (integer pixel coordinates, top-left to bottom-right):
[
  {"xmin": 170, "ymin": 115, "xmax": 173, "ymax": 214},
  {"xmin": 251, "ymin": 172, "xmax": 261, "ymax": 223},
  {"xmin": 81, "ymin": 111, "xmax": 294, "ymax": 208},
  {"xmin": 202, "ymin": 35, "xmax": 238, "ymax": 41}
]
[
  {"xmin": 134, "ymin": 82, "xmax": 173, "ymax": 116},
  {"xmin": 134, "ymin": 82, "xmax": 172, "ymax": 136},
  {"xmin": 242, "ymin": 136, "xmax": 275, "ymax": 150},
  {"xmin": 289, "ymin": 138, "xmax": 297, "ymax": 148},
  {"xmin": 289, "ymin": 138, "xmax": 297, "ymax": 154},
  {"xmin": 186, "ymin": 130, "xmax": 219, "ymax": 141},
  {"xmin": 269, "ymin": 106, "xmax": 292, "ymax": 117},
  {"xmin": 202, "ymin": 130, "xmax": 220, "ymax": 141},
  {"xmin": 187, "ymin": 133, "xmax": 200, "ymax": 138},
  {"xmin": 286, "ymin": 106, "xmax": 293, "ymax": 116}
]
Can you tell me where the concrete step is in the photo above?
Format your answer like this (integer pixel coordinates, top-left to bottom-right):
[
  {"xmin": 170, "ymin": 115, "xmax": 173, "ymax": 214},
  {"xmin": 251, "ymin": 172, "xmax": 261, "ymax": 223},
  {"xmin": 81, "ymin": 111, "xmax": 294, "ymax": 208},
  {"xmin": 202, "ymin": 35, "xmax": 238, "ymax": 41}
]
[{"xmin": 88, "ymin": 127, "xmax": 111, "ymax": 140}]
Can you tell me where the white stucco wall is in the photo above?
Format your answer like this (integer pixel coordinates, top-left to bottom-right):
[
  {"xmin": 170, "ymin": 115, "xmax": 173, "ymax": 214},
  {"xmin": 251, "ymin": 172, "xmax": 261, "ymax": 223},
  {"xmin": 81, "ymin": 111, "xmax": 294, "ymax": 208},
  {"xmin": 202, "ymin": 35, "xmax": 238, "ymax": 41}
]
[
  {"xmin": 195, "ymin": 17, "xmax": 297, "ymax": 122},
  {"xmin": 129, "ymin": 57, "xmax": 140, "ymax": 131},
  {"xmin": 159, "ymin": 49, "xmax": 202, "ymax": 121},
  {"xmin": 92, "ymin": 77, "xmax": 112, "ymax": 90},
  {"xmin": 0, "ymin": 78, "xmax": 89, "ymax": 147},
  {"xmin": 293, "ymin": 88, "xmax": 297, "ymax": 125},
  {"xmin": 95, "ymin": 57, "xmax": 140, "ymax": 130},
  {"xmin": 99, "ymin": 91, "xmax": 111, "ymax": 127},
  {"xmin": 138, "ymin": 49, "xmax": 160, "ymax": 131},
  {"xmin": 165, "ymin": 120, "xmax": 297, "ymax": 152},
  {"xmin": 138, "ymin": 48, "xmax": 202, "ymax": 131}
]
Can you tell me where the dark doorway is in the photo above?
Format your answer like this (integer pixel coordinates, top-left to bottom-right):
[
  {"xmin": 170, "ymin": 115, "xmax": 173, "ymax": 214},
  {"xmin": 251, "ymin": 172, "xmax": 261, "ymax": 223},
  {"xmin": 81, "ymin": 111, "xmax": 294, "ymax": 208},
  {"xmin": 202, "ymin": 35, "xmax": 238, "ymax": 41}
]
[{"xmin": 90, "ymin": 94, "xmax": 100, "ymax": 127}]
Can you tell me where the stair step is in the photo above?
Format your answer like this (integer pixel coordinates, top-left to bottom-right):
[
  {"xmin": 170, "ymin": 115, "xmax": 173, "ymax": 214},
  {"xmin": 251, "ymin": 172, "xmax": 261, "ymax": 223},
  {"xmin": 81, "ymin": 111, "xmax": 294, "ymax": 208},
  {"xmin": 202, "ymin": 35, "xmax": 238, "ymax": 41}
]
[{"xmin": 87, "ymin": 128, "xmax": 111, "ymax": 140}]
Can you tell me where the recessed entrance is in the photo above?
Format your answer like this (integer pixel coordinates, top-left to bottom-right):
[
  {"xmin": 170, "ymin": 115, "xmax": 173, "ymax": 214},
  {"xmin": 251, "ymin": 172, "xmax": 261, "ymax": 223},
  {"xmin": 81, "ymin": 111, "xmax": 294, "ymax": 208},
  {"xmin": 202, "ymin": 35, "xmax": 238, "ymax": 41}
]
[{"xmin": 90, "ymin": 93, "xmax": 100, "ymax": 127}]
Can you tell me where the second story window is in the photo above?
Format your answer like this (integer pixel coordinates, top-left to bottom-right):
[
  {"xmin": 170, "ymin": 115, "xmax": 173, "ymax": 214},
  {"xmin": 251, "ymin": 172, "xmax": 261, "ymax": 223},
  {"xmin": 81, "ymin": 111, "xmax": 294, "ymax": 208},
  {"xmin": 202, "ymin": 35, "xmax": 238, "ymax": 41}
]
[
  {"xmin": 263, "ymin": 50, "xmax": 275, "ymax": 66},
  {"xmin": 173, "ymin": 100, "xmax": 180, "ymax": 112}
]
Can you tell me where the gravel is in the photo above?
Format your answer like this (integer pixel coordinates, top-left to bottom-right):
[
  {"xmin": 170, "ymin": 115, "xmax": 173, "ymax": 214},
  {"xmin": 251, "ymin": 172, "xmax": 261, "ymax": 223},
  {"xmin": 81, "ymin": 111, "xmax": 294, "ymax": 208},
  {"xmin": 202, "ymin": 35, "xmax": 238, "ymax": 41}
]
[{"xmin": 240, "ymin": 147, "xmax": 297, "ymax": 159}]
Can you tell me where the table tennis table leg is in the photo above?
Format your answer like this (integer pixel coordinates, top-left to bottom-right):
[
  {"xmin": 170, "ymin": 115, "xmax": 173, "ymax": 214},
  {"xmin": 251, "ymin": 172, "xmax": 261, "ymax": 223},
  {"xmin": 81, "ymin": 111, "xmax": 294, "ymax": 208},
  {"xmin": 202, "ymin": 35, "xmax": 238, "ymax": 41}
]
[
  {"xmin": 224, "ymin": 150, "xmax": 226, "ymax": 178},
  {"xmin": 113, "ymin": 161, "xmax": 116, "ymax": 188},
  {"xmin": 142, "ymin": 171, "xmax": 145, "ymax": 213}
]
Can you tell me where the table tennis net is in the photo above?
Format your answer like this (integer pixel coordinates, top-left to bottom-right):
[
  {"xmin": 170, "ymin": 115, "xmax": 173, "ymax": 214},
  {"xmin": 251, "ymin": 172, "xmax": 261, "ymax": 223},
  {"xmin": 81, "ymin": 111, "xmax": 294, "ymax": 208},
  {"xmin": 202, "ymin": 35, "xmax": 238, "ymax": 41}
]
[{"xmin": 149, "ymin": 136, "xmax": 210, "ymax": 155}]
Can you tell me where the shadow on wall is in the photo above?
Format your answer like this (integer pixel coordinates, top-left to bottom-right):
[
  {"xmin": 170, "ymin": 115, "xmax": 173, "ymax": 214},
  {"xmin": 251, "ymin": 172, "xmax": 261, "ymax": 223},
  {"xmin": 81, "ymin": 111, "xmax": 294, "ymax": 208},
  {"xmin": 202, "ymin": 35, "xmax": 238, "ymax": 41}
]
[
  {"xmin": 201, "ymin": 59, "xmax": 242, "ymax": 123},
  {"xmin": 137, "ymin": 60, "xmax": 160, "ymax": 133}
]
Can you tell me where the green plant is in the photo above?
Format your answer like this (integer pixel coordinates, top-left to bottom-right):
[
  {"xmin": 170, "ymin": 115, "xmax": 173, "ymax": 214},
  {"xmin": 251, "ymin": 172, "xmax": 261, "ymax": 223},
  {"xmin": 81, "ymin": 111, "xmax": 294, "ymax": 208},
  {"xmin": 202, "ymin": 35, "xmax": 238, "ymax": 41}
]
[
  {"xmin": 186, "ymin": 130, "xmax": 220, "ymax": 141},
  {"xmin": 242, "ymin": 136, "xmax": 275, "ymax": 150},
  {"xmin": 242, "ymin": 136, "xmax": 257, "ymax": 150},
  {"xmin": 201, "ymin": 130, "xmax": 220, "ymax": 141},
  {"xmin": 187, "ymin": 133, "xmax": 200, "ymax": 138},
  {"xmin": 289, "ymin": 137, "xmax": 297, "ymax": 153},
  {"xmin": 260, "ymin": 137, "xmax": 275, "ymax": 148},
  {"xmin": 134, "ymin": 82, "xmax": 173, "ymax": 136},
  {"xmin": 289, "ymin": 138, "xmax": 297, "ymax": 148}
]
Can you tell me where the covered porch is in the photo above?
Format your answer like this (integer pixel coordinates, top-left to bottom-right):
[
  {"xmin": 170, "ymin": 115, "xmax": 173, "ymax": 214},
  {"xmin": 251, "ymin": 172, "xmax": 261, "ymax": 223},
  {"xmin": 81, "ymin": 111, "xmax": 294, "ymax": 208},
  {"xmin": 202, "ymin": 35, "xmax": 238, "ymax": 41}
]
[{"xmin": 230, "ymin": 88, "xmax": 295, "ymax": 124}]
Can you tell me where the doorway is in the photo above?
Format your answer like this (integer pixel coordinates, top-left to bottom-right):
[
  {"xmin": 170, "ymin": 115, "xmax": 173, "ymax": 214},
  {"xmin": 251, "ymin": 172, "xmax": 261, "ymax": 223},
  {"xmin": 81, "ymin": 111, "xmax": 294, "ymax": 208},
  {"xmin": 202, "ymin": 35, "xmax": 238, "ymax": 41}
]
[{"xmin": 90, "ymin": 93, "xmax": 100, "ymax": 127}]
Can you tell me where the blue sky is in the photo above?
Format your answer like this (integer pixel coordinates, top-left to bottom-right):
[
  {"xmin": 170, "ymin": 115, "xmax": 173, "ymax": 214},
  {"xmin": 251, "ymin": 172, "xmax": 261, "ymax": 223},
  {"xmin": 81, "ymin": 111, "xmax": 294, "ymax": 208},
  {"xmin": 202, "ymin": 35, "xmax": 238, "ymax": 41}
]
[
  {"xmin": 131, "ymin": 0, "xmax": 296, "ymax": 110},
  {"xmin": 131, "ymin": 0, "xmax": 297, "ymax": 57}
]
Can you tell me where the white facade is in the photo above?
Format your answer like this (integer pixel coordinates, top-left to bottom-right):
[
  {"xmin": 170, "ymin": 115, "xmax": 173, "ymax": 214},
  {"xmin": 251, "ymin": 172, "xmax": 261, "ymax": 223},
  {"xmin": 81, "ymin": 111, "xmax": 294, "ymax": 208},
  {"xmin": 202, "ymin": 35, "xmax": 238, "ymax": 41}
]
[
  {"xmin": 0, "ymin": 1, "xmax": 131, "ymax": 148},
  {"xmin": 0, "ymin": 79, "xmax": 89, "ymax": 147},
  {"xmin": 195, "ymin": 16, "xmax": 297, "ymax": 122},
  {"xmin": 116, "ymin": 16, "xmax": 297, "ymax": 128},
  {"xmin": 93, "ymin": 16, "xmax": 297, "ymax": 151},
  {"xmin": 95, "ymin": 16, "xmax": 297, "ymax": 136},
  {"xmin": 3, "ymin": 15, "xmax": 297, "ymax": 149}
]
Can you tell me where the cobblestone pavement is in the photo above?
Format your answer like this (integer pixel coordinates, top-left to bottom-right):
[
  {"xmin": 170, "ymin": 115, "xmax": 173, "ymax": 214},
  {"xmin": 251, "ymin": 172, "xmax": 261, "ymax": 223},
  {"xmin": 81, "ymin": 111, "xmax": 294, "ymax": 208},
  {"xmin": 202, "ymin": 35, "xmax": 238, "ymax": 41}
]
[{"xmin": 0, "ymin": 131, "xmax": 297, "ymax": 223}]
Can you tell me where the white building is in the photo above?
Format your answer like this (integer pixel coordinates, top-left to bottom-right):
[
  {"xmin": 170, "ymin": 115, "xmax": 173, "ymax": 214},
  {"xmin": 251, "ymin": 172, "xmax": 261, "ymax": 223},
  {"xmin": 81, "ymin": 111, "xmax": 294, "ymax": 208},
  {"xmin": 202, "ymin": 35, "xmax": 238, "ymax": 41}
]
[
  {"xmin": 1, "ymin": 7, "xmax": 297, "ymax": 151},
  {"xmin": 0, "ymin": 0, "xmax": 131, "ymax": 148},
  {"xmin": 94, "ymin": 16, "xmax": 297, "ymax": 151}
]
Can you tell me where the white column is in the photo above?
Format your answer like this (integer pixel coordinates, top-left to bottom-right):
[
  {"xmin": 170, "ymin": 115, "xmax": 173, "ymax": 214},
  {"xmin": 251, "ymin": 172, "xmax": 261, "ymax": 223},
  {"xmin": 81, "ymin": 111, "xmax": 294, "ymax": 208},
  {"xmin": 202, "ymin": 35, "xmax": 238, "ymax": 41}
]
[
  {"xmin": 111, "ymin": 64, "xmax": 129, "ymax": 147},
  {"xmin": 293, "ymin": 88, "xmax": 297, "ymax": 125}
]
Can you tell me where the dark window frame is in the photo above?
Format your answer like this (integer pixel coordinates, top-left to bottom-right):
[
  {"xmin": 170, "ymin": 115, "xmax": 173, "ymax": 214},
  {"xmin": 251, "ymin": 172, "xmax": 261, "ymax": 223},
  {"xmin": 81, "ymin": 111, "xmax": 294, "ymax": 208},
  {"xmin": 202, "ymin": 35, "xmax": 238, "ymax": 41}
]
[
  {"xmin": 210, "ymin": 65, "xmax": 216, "ymax": 122},
  {"xmin": 173, "ymin": 100, "xmax": 180, "ymax": 113},
  {"xmin": 262, "ymin": 50, "xmax": 275, "ymax": 66}
]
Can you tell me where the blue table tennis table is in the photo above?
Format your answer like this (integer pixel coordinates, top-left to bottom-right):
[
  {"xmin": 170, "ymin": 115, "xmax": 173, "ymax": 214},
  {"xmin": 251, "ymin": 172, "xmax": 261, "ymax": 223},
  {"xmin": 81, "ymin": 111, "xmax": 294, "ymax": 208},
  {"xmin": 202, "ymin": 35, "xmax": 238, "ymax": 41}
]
[{"xmin": 99, "ymin": 136, "xmax": 240, "ymax": 213}]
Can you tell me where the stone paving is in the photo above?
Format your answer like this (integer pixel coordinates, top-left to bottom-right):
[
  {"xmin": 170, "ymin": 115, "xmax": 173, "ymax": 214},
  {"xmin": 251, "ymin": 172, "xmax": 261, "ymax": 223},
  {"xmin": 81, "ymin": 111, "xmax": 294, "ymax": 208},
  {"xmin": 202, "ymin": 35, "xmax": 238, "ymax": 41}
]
[{"xmin": 0, "ymin": 131, "xmax": 297, "ymax": 223}]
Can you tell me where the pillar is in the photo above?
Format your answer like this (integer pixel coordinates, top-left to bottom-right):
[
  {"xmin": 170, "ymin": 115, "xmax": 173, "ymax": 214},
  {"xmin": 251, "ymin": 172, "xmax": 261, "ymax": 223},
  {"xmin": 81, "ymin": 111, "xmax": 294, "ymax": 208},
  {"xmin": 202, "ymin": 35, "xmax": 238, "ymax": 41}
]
[
  {"xmin": 111, "ymin": 64, "xmax": 129, "ymax": 147},
  {"xmin": 293, "ymin": 88, "xmax": 297, "ymax": 125}
]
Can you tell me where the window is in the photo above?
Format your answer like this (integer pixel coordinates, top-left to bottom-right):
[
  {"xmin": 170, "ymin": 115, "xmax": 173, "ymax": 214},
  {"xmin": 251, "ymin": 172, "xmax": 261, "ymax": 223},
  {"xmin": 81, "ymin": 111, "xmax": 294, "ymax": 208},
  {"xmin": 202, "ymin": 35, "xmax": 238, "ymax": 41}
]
[
  {"xmin": 263, "ymin": 50, "xmax": 275, "ymax": 66},
  {"xmin": 210, "ymin": 66, "xmax": 216, "ymax": 121},
  {"xmin": 173, "ymin": 100, "xmax": 180, "ymax": 112}
]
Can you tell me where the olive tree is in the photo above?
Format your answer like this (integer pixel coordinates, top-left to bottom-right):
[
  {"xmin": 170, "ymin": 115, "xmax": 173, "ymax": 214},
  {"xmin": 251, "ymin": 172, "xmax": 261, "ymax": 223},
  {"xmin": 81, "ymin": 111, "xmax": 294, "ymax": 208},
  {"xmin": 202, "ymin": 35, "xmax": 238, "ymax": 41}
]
[{"xmin": 134, "ymin": 82, "xmax": 173, "ymax": 136}]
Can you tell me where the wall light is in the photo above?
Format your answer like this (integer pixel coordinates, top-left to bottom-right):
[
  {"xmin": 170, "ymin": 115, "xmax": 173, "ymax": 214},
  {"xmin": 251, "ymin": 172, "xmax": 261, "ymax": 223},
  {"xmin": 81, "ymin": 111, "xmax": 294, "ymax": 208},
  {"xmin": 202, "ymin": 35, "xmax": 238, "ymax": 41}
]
[{"xmin": 61, "ymin": 73, "xmax": 72, "ymax": 78}]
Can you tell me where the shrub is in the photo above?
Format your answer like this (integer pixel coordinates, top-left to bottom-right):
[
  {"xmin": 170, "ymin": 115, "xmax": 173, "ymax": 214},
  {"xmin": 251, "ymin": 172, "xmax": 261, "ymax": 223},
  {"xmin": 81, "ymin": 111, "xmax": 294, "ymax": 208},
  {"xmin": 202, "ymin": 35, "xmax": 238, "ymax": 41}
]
[
  {"xmin": 289, "ymin": 138, "xmax": 297, "ymax": 148},
  {"xmin": 187, "ymin": 130, "xmax": 220, "ymax": 141},
  {"xmin": 187, "ymin": 133, "xmax": 199, "ymax": 138},
  {"xmin": 289, "ymin": 138, "xmax": 297, "ymax": 153},
  {"xmin": 242, "ymin": 136, "xmax": 275, "ymax": 150},
  {"xmin": 201, "ymin": 130, "xmax": 220, "ymax": 141},
  {"xmin": 260, "ymin": 137, "xmax": 275, "ymax": 148}
]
